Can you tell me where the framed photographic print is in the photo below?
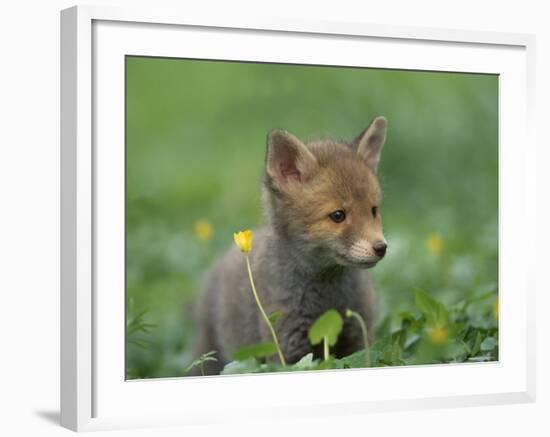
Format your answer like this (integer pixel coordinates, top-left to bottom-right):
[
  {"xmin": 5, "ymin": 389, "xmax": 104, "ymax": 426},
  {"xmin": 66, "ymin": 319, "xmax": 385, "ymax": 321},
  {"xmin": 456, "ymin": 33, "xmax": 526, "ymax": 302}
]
[{"xmin": 60, "ymin": 5, "xmax": 536, "ymax": 432}]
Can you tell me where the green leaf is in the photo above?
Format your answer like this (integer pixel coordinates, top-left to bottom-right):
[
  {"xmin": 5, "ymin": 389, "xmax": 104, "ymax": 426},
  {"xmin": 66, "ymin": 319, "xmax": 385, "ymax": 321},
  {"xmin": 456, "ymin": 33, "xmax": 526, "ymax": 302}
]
[
  {"xmin": 461, "ymin": 289, "xmax": 497, "ymax": 310},
  {"xmin": 221, "ymin": 358, "xmax": 260, "ymax": 375},
  {"xmin": 268, "ymin": 311, "xmax": 283, "ymax": 326},
  {"xmin": 460, "ymin": 339, "xmax": 472, "ymax": 355},
  {"xmin": 308, "ymin": 309, "xmax": 344, "ymax": 347},
  {"xmin": 291, "ymin": 353, "xmax": 316, "ymax": 370},
  {"xmin": 317, "ymin": 357, "xmax": 339, "ymax": 370},
  {"xmin": 480, "ymin": 336, "xmax": 497, "ymax": 351},
  {"xmin": 404, "ymin": 333, "xmax": 421, "ymax": 350},
  {"xmin": 128, "ymin": 338, "xmax": 151, "ymax": 350},
  {"xmin": 470, "ymin": 331, "xmax": 483, "ymax": 356},
  {"xmin": 335, "ymin": 349, "xmax": 372, "ymax": 368},
  {"xmin": 184, "ymin": 350, "xmax": 218, "ymax": 373},
  {"xmin": 232, "ymin": 342, "xmax": 278, "ymax": 361},
  {"xmin": 446, "ymin": 341, "xmax": 468, "ymax": 361},
  {"xmin": 414, "ymin": 288, "xmax": 449, "ymax": 326}
]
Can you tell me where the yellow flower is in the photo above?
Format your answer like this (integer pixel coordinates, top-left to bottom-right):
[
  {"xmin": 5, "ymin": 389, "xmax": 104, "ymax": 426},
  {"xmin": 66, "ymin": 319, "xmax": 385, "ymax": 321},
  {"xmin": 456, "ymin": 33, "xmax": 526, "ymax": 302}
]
[
  {"xmin": 426, "ymin": 232, "xmax": 443, "ymax": 255},
  {"xmin": 428, "ymin": 325, "xmax": 448, "ymax": 345},
  {"xmin": 194, "ymin": 219, "xmax": 213, "ymax": 241},
  {"xmin": 236, "ymin": 228, "xmax": 286, "ymax": 365},
  {"xmin": 493, "ymin": 299, "xmax": 498, "ymax": 320},
  {"xmin": 234, "ymin": 230, "xmax": 253, "ymax": 253}
]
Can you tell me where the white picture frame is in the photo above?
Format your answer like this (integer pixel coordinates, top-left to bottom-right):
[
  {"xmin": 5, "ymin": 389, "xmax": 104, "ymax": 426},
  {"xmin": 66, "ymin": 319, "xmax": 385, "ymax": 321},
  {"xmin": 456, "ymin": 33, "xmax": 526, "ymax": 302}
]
[{"xmin": 60, "ymin": 5, "xmax": 536, "ymax": 432}]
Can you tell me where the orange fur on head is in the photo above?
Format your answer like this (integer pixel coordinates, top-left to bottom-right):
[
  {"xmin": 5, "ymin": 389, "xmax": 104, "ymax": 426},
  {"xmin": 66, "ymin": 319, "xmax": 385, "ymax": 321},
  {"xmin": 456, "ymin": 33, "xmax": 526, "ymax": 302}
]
[{"xmin": 263, "ymin": 117, "xmax": 388, "ymax": 268}]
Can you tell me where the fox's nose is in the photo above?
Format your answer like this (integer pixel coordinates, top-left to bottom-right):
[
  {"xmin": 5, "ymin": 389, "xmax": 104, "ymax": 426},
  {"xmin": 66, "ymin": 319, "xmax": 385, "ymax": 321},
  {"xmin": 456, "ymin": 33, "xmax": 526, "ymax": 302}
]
[{"xmin": 373, "ymin": 241, "xmax": 387, "ymax": 258}]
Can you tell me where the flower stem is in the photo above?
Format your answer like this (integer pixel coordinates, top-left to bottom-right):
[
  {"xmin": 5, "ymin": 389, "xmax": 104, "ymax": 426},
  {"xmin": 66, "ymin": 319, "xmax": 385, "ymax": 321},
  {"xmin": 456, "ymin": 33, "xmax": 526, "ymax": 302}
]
[
  {"xmin": 346, "ymin": 309, "xmax": 371, "ymax": 367},
  {"xmin": 245, "ymin": 255, "xmax": 286, "ymax": 366},
  {"xmin": 323, "ymin": 336, "xmax": 329, "ymax": 361}
]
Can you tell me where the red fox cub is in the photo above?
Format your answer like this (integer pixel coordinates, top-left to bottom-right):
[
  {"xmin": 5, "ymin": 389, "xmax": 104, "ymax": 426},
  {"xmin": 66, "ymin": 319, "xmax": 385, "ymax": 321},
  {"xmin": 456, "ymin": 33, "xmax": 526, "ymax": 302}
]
[{"xmin": 194, "ymin": 116, "xmax": 388, "ymax": 374}]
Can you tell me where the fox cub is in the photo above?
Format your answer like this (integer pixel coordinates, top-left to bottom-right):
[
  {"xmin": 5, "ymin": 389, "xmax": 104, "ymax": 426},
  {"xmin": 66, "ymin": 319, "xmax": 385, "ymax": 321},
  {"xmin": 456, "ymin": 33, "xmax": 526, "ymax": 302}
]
[{"xmin": 193, "ymin": 116, "xmax": 388, "ymax": 375}]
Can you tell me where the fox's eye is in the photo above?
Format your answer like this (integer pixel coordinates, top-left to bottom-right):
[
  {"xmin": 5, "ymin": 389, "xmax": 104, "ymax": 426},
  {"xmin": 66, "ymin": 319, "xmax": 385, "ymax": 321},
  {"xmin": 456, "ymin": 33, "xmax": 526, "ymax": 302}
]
[
  {"xmin": 372, "ymin": 206, "xmax": 379, "ymax": 217},
  {"xmin": 329, "ymin": 210, "xmax": 346, "ymax": 223}
]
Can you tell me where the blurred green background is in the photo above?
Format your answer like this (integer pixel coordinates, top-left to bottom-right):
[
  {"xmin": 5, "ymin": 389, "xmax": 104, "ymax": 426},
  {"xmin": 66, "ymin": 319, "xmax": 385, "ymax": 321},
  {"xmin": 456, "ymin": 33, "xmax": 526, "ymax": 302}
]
[{"xmin": 125, "ymin": 56, "xmax": 498, "ymax": 379}]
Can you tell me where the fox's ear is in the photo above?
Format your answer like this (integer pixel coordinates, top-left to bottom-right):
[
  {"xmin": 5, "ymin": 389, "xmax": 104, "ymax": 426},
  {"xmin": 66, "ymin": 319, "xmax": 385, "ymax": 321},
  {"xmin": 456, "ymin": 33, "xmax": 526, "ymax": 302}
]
[
  {"xmin": 266, "ymin": 129, "xmax": 318, "ymax": 185},
  {"xmin": 354, "ymin": 116, "xmax": 387, "ymax": 173}
]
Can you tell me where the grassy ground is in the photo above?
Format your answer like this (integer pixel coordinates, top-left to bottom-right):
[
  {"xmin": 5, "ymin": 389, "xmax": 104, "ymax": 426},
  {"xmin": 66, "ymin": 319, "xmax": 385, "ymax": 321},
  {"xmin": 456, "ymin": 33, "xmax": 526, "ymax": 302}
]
[{"xmin": 125, "ymin": 57, "xmax": 498, "ymax": 379}]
